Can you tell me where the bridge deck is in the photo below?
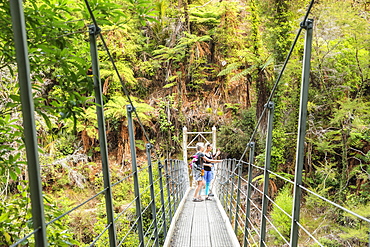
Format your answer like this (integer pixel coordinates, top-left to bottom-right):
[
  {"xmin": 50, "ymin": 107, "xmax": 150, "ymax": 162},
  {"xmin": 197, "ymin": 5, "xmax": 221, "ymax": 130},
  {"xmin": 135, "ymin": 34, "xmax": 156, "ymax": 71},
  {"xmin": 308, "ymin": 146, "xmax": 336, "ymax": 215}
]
[{"xmin": 166, "ymin": 189, "xmax": 240, "ymax": 247}]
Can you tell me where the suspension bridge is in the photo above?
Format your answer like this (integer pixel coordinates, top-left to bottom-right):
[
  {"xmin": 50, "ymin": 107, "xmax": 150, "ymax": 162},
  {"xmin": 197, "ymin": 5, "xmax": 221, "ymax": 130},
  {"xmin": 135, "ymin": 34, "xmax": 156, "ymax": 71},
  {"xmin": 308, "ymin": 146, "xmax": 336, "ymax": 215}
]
[{"xmin": 8, "ymin": 0, "xmax": 370, "ymax": 246}]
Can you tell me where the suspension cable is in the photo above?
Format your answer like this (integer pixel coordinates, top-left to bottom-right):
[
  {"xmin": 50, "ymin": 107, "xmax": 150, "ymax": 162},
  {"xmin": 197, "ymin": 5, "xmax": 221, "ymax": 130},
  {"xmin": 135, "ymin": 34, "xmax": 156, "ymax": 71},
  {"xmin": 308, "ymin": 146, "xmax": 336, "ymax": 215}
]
[
  {"xmin": 83, "ymin": 0, "xmax": 158, "ymax": 158},
  {"xmin": 233, "ymin": 0, "xmax": 315, "ymax": 170}
]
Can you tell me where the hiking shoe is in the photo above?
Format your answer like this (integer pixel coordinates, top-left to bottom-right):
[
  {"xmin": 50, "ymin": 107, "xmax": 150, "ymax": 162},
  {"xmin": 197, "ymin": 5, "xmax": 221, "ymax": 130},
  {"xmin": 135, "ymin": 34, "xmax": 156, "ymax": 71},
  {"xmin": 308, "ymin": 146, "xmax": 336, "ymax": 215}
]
[
  {"xmin": 208, "ymin": 193, "xmax": 214, "ymax": 197},
  {"xmin": 192, "ymin": 198, "xmax": 202, "ymax": 202}
]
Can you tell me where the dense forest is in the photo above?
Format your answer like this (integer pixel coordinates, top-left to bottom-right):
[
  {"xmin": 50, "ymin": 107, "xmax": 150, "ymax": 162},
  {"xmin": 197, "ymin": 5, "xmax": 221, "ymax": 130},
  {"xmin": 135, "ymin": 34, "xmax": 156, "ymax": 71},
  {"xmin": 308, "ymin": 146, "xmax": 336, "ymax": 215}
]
[{"xmin": 1, "ymin": 0, "xmax": 369, "ymax": 246}]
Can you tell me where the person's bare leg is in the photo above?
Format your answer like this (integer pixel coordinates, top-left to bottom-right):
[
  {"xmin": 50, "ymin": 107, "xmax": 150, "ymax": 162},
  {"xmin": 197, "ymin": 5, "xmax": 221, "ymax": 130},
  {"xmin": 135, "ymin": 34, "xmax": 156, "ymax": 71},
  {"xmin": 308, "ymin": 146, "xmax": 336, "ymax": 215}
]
[
  {"xmin": 197, "ymin": 181, "xmax": 205, "ymax": 199},
  {"xmin": 194, "ymin": 181, "xmax": 202, "ymax": 198}
]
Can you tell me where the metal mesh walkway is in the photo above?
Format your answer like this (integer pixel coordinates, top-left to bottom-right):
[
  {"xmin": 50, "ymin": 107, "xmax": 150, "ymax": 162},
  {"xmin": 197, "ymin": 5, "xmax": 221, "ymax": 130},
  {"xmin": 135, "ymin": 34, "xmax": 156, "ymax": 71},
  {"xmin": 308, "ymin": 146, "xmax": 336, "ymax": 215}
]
[{"xmin": 166, "ymin": 189, "xmax": 240, "ymax": 247}]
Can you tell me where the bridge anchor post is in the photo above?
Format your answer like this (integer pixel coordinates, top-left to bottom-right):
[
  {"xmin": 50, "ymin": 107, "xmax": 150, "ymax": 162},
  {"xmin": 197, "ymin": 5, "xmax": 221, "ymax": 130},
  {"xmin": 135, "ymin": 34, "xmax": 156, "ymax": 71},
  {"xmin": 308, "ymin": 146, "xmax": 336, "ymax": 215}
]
[
  {"xmin": 89, "ymin": 24, "xmax": 117, "ymax": 246},
  {"xmin": 127, "ymin": 105, "xmax": 145, "ymax": 247},
  {"xmin": 290, "ymin": 18, "xmax": 313, "ymax": 247},
  {"xmin": 259, "ymin": 101, "xmax": 275, "ymax": 246}
]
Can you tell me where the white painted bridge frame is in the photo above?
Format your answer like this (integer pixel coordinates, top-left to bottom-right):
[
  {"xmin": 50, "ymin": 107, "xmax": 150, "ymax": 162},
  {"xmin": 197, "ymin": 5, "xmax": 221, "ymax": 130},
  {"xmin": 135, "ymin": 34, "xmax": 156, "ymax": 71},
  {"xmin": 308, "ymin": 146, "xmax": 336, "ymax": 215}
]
[{"xmin": 182, "ymin": 126, "xmax": 217, "ymax": 163}]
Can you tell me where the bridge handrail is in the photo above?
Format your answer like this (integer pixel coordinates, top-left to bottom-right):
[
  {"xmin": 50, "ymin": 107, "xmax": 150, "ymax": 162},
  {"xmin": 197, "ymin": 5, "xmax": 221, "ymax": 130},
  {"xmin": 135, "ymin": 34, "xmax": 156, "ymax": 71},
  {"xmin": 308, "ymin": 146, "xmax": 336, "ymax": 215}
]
[{"xmin": 214, "ymin": 158, "xmax": 370, "ymax": 246}]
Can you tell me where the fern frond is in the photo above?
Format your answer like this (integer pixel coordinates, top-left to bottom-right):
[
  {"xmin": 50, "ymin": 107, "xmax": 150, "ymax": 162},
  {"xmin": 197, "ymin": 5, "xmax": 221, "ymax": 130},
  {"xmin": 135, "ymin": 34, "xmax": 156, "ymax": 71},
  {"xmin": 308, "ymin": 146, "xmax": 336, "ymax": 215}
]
[
  {"xmin": 230, "ymin": 64, "xmax": 257, "ymax": 82},
  {"xmin": 217, "ymin": 62, "xmax": 242, "ymax": 76}
]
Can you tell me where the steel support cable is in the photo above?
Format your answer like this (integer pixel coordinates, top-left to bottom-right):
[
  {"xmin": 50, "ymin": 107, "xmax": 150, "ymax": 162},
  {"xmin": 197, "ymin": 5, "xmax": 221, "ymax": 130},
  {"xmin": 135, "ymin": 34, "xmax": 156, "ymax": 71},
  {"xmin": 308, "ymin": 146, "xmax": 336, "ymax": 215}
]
[
  {"xmin": 247, "ymin": 197, "xmax": 262, "ymax": 214},
  {"xmin": 250, "ymin": 163, "xmax": 265, "ymax": 171},
  {"xmin": 111, "ymin": 172, "xmax": 134, "ymax": 187},
  {"xmin": 139, "ymin": 183, "xmax": 154, "ymax": 196},
  {"xmin": 244, "ymin": 229, "xmax": 257, "ymax": 247},
  {"xmin": 89, "ymin": 223, "xmax": 111, "ymax": 246},
  {"xmin": 82, "ymin": 0, "xmax": 161, "ymax": 161},
  {"xmin": 261, "ymin": 239, "xmax": 267, "ymax": 247},
  {"xmin": 295, "ymin": 221, "xmax": 324, "ymax": 247},
  {"xmin": 249, "ymin": 182, "xmax": 263, "ymax": 195},
  {"xmin": 141, "ymin": 200, "xmax": 154, "ymax": 217},
  {"xmin": 267, "ymin": 169, "xmax": 294, "ymax": 184},
  {"xmin": 114, "ymin": 198, "xmax": 137, "ymax": 222},
  {"xmin": 264, "ymin": 194, "xmax": 292, "ymax": 219},
  {"xmin": 10, "ymin": 227, "xmax": 40, "ymax": 247},
  {"xmin": 145, "ymin": 218, "xmax": 160, "ymax": 238},
  {"xmin": 228, "ymin": 0, "xmax": 315, "ymax": 176},
  {"xmin": 299, "ymin": 185, "xmax": 370, "ymax": 223},
  {"xmin": 46, "ymin": 188, "xmax": 107, "ymax": 226},
  {"xmin": 246, "ymin": 217, "xmax": 261, "ymax": 240},
  {"xmin": 144, "ymin": 219, "xmax": 157, "ymax": 239},
  {"xmin": 263, "ymin": 214, "xmax": 290, "ymax": 245},
  {"xmin": 239, "ymin": 188, "xmax": 248, "ymax": 198},
  {"xmin": 138, "ymin": 164, "xmax": 151, "ymax": 173},
  {"xmin": 117, "ymin": 216, "xmax": 143, "ymax": 247},
  {"xmin": 244, "ymin": 234, "xmax": 252, "ymax": 247}
]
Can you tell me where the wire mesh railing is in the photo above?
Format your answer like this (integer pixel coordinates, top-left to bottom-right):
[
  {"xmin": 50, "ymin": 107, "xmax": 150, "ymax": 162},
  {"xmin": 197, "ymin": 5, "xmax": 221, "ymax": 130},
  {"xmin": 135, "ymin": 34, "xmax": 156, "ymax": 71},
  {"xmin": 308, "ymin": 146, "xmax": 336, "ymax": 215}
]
[
  {"xmin": 11, "ymin": 156, "xmax": 189, "ymax": 247},
  {"xmin": 214, "ymin": 157, "xmax": 370, "ymax": 247}
]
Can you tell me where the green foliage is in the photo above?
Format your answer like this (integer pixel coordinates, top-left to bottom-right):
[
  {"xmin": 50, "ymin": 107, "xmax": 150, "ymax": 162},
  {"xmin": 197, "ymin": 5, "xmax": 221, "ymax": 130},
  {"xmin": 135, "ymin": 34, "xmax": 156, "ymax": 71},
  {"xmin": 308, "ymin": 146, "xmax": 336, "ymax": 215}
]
[
  {"xmin": 105, "ymin": 95, "xmax": 155, "ymax": 125},
  {"xmin": 269, "ymin": 185, "xmax": 293, "ymax": 245},
  {"xmin": 338, "ymin": 203, "xmax": 370, "ymax": 245},
  {"xmin": 0, "ymin": 185, "xmax": 31, "ymax": 246},
  {"xmin": 1, "ymin": 0, "xmax": 370, "ymax": 245},
  {"xmin": 218, "ymin": 108, "xmax": 256, "ymax": 159},
  {"xmin": 0, "ymin": 114, "xmax": 24, "ymax": 183}
]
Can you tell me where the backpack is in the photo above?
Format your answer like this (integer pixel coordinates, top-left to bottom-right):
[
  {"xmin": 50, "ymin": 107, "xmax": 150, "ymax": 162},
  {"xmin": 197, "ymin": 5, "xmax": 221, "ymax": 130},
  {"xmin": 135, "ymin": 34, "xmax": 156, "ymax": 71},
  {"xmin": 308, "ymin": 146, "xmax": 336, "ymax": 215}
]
[{"xmin": 189, "ymin": 154, "xmax": 202, "ymax": 170}]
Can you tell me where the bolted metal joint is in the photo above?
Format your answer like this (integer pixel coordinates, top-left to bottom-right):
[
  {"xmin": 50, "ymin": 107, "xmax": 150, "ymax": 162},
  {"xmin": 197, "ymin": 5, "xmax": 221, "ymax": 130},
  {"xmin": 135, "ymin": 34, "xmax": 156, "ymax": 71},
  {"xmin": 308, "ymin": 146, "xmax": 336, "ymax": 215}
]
[
  {"xmin": 126, "ymin": 104, "xmax": 136, "ymax": 113},
  {"xmin": 88, "ymin": 24, "xmax": 101, "ymax": 35},
  {"xmin": 146, "ymin": 143, "xmax": 153, "ymax": 150},
  {"xmin": 264, "ymin": 101, "xmax": 274, "ymax": 109},
  {"xmin": 158, "ymin": 163, "xmax": 164, "ymax": 169},
  {"xmin": 248, "ymin": 142, "xmax": 255, "ymax": 148},
  {"xmin": 300, "ymin": 18, "xmax": 313, "ymax": 30}
]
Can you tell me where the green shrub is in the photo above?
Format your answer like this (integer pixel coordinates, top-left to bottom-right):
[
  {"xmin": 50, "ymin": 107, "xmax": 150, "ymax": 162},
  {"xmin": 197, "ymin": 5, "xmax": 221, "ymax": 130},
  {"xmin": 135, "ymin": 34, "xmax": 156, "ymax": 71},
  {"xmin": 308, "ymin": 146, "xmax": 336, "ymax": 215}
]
[{"xmin": 269, "ymin": 185, "xmax": 293, "ymax": 245}]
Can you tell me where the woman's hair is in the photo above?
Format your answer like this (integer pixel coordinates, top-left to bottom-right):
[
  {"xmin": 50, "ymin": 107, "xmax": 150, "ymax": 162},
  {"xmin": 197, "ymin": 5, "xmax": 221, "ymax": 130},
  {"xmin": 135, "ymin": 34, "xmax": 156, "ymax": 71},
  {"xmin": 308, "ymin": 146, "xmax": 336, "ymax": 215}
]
[
  {"xmin": 196, "ymin": 142, "xmax": 204, "ymax": 151},
  {"xmin": 205, "ymin": 142, "xmax": 212, "ymax": 148}
]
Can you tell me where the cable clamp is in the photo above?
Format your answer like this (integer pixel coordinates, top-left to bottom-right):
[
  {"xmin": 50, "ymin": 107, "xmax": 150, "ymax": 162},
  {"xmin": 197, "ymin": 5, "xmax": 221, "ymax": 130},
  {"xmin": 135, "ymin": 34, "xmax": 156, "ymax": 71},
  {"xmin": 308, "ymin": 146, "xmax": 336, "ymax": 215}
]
[
  {"xmin": 300, "ymin": 18, "xmax": 314, "ymax": 30},
  {"xmin": 88, "ymin": 24, "xmax": 101, "ymax": 35},
  {"xmin": 264, "ymin": 101, "xmax": 274, "ymax": 109},
  {"xmin": 127, "ymin": 104, "xmax": 136, "ymax": 113},
  {"xmin": 146, "ymin": 143, "xmax": 153, "ymax": 150}
]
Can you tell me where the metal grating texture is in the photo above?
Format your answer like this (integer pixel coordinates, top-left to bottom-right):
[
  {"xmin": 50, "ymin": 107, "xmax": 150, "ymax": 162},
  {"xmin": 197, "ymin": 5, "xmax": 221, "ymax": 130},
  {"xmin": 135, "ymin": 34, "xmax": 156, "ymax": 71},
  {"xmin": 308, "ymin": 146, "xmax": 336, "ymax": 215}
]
[{"xmin": 169, "ymin": 190, "xmax": 234, "ymax": 247}]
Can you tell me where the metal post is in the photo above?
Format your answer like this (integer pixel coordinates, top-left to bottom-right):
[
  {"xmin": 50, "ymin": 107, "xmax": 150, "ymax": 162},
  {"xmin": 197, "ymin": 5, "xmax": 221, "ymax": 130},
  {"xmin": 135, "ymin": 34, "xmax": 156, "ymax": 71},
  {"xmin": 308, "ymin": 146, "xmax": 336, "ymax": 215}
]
[
  {"xmin": 127, "ymin": 105, "xmax": 145, "ymax": 247},
  {"xmin": 229, "ymin": 159, "xmax": 236, "ymax": 221},
  {"xmin": 158, "ymin": 160, "xmax": 168, "ymax": 238},
  {"xmin": 259, "ymin": 101, "xmax": 275, "ymax": 246},
  {"xmin": 176, "ymin": 160, "xmax": 181, "ymax": 207},
  {"xmin": 170, "ymin": 160, "xmax": 176, "ymax": 215},
  {"xmin": 224, "ymin": 160, "xmax": 230, "ymax": 209},
  {"xmin": 10, "ymin": 1, "xmax": 47, "ymax": 246},
  {"xmin": 234, "ymin": 160, "xmax": 243, "ymax": 234},
  {"xmin": 243, "ymin": 142, "xmax": 255, "ymax": 247},
  {"xmin": 290, "ymin": 19, "xmax": 313, "ymax": 247},
  {"xmin": 212, "ymin": 126, "xmax": 217, "ymax": 154},
  {"xmin": 89, "ymin": 25, "xmax": 117, "ymax": 246},
  {"xmin": 183, "ymin": 126, "xmax": 188, "ymax": 163},
  {"xmin": 146, "ymin": 143, "xmax": 159, "ymax": 247},
  {"xmin": 165, "ymin": 159, "xmax": 173, "ymax": 221}
]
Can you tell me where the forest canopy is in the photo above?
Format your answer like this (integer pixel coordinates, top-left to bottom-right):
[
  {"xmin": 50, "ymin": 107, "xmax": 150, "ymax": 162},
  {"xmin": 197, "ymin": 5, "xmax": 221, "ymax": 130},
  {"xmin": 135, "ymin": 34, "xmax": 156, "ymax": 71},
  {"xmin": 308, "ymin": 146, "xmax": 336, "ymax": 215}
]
[{"xmin": 1, "ymin": 0, "xmax": 369, "ymax": 246}]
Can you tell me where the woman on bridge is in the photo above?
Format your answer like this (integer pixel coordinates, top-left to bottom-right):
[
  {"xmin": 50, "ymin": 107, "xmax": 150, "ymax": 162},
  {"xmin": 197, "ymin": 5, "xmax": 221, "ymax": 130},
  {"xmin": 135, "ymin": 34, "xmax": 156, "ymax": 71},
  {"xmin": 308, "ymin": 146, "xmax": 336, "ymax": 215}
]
[
  {"xmin": 204, "ymin": 142, "xmax": 221, "ymax": 199},
  {"xmin": 192, "ymin": 142, "xmax": 222, "ymax": 202}
]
